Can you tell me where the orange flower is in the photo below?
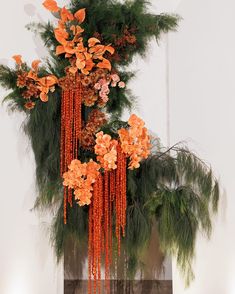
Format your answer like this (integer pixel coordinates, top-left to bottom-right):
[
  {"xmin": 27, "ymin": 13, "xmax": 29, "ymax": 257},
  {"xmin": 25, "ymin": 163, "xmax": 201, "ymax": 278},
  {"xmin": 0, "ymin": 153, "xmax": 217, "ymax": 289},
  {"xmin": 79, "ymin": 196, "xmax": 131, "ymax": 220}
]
[
  {"xmin": 12, "ymin": 55, "xmax": 23, "ymax": 65},
  {"xmin": 37, "ymin": 75, "xmax": 58, "ymax": 102},
  {"xmin": 24, "ymin": 101, "xmax": 35, "ymax": 110},
  {"xmin": 118, "ymin": 114, "xmax": 151, "ymax": 170},
  {"xmin": 128, "ymin": 114, "xmax": 145, "ymax": 128},
  {"xmin": 43, "ymin": 0, "xmax": 60, "ymax": 12},
  {"xmin": 95, "ymin": 131, "xmax": 118, "ymax": 170},
  {"xmin": 63, "ymin": 159, "xmax": 101, "ymax": 206}
]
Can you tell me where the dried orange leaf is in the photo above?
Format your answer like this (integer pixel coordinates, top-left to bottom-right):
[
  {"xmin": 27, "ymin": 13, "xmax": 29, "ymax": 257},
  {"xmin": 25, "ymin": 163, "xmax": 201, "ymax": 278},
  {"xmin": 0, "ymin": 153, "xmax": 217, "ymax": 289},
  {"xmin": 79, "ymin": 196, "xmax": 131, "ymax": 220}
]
[
  {"xmin": 32, "ymin": 60, "xmax": 41, "ymax": 71},
  {"xmin": 88, "ymin": 38, "xmax": 101, "ymax": 48},
  {"xmin": 60, "ymin": 7, "xmax": 74, "ymax": 22},
  {"xmin": 97, "ymin": 58, "xmax": 112, "ymax": 71},
  {"xmin": 27, "ymin": 71, "xmax": 38, "ymax": 80},
  {"xmin": 105, "ymin": 45, "xmax": 115, "ymax": 55},
  {"xmin": 12, "ymin": 55, "xmax": 23, "ymax": 65},
  {"xmin": 56, "ymin": 45, "xmax": 65, "ymax": 55},
  {"xmin": 74, "ymin": 8, "xmax": 86, "ymax": 23},
  {"xmin": 89, "ymin": 44, "xmax": 105, "ymax": 55},
  {"xmin": 54, "ymin": 28, "xmax": 68, "ymax": 45},
  {"xmin": 43, "ymin": 0, "xmax": 60, "ymax": 12}
]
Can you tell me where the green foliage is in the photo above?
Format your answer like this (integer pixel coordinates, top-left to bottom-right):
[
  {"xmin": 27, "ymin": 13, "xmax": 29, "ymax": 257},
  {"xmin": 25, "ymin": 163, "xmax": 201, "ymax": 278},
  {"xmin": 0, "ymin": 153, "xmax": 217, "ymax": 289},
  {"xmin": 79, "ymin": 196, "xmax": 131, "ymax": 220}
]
[
  {"xmin": 137, "ymin": 146, "xmax": 219, "ymax": 284},
  {"xmin": 0, "ymin": 0, "xmax": 219, "ymax": 287}
]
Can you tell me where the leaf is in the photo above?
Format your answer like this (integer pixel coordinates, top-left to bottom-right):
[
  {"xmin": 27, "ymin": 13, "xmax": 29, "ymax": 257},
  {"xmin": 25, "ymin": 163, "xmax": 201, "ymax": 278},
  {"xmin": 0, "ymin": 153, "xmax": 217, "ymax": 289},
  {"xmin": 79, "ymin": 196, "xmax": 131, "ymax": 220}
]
[
  {"xmin": 97, "ymin": 58, "xmax": 112, "ymax": 71},
  {"xmin": 12, "ymin": 55, "xmax": 22, "ymax": 65},
  {"xmin": 43, "ymin": 0, "xmax": 60, "ymax": 13},
  {"xmin": 74, "ymin": 8, "xmax": 86, "ymax": 23}
]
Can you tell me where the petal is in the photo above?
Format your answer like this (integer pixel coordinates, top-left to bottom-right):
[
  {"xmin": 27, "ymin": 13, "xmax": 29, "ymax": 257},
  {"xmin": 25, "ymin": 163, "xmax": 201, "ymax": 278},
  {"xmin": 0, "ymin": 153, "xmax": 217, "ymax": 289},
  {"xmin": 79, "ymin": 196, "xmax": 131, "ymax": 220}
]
[
  {"xmin": 43, "ymin": 0, "xmax": 60, "ymax": 12},
  {"xmin": 74, "ymin": 8, "xmax": 86, "ymax": 23},
  {"xmin": 40, "ymin": 92, "xmax": 49, "ymax": 102}
]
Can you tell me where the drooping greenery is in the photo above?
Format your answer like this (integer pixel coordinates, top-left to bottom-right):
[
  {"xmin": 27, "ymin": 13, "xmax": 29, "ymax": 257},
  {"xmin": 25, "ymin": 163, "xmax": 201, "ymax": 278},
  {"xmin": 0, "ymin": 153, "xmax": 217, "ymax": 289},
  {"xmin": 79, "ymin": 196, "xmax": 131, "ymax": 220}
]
[{"xmin": 0, "ymin": 0, "xmax": 219, "ymax": 286}]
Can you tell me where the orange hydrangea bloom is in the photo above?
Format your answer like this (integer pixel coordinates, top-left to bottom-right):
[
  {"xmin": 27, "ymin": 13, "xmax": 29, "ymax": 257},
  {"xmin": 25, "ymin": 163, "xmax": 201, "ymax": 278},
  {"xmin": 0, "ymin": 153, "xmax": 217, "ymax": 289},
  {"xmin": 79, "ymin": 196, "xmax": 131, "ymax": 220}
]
[
  {"xmin": 118, "ymin": 114, "xmax": 151, "ymax": 169},
  {"xmin": 95, "ymin": 131, "xmax": 118, "ymax": 170},
  {"xmin": 63, "ymin": 159, "xmax": 101, "ymax": 206}
]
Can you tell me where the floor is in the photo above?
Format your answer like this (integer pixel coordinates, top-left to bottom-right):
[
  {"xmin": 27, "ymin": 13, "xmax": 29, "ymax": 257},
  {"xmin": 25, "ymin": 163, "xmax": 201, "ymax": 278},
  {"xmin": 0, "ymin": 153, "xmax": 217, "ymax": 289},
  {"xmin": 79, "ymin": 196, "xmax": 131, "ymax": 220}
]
[{"xmin": 64, "ymin": 280, "xmax": 172, "ymax": 294}]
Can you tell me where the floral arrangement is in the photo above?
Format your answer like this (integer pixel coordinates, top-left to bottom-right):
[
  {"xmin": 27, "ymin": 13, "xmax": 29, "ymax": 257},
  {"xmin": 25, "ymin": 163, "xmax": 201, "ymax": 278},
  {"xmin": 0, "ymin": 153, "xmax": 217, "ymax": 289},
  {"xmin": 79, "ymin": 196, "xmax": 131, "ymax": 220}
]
[{"xmin": 0, "ymin": 0, "xmax": 219, "ymax": 292}]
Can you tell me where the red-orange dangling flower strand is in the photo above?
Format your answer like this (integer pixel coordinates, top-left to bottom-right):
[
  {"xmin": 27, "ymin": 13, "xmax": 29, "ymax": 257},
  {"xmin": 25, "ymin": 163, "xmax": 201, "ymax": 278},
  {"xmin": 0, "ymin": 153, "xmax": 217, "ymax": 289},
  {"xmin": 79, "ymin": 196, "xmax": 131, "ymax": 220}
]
[
  {"xmin": 88, "ymin": 174, "xmax": 104, "ymax": 294},
  {"xmin": 60, "ymin": 75, "xmax": 82, "ymax": 224},
  {"xmin": 115, "ymin": 144, "xmax": 127, "ymax": 255}
]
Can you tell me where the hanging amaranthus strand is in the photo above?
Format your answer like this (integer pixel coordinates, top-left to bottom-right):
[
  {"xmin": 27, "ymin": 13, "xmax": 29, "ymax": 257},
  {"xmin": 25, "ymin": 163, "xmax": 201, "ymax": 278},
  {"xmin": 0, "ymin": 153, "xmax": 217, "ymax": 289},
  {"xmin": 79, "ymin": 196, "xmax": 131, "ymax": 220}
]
[
  {"xmin": 88, "ymin": 145, "xmax": 127, "ymax": 294},
  {"xmin": 115, "ymin": 144, "xmax": 127, "ymax": 255},
  {"xmin": 88, "ymin": 174, "xmax": 104, "ymax": 294},
  {"xmin": 60, "ymin": 74, "xmax": 82, "ymax": 223}
]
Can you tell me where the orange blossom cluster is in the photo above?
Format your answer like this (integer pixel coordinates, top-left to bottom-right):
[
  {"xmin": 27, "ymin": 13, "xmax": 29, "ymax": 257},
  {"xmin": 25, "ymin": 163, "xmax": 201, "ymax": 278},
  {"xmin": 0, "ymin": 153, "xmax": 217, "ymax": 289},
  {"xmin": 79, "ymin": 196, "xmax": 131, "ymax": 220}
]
[{"xmin": 63, "ymin": 159, "xmax": 100, "ymax": 206}]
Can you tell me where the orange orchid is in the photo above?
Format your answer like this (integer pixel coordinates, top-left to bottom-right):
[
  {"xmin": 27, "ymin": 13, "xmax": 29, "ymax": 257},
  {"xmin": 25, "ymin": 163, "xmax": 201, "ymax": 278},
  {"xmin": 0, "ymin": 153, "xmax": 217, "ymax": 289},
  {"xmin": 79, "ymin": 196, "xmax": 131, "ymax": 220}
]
[
  {"xmin": 95, "ymin": 132, "xmax": 118, "ymax": 170},
  {"xmin": 63, "ymin": 159, "xmax": 101, "ymax": 206},
  {"xmin": 43, "ymin": 0, "xmax": 60, "ymax": 12},
  {"xmin": 118, "ymin": 114, "xmax": 151, "ymax": 170},
  {"xmin": 12, "ymin": 55, "xmax": 23, "ymax": 66}
]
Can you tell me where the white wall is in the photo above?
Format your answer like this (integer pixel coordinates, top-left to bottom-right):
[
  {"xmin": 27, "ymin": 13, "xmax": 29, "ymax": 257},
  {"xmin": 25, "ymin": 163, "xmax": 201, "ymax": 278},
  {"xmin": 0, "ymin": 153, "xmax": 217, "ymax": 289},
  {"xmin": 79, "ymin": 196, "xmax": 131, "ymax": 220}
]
[
  {"xmin": 0, "ymin": 1, "xmax": 64, "ymax": 294},
  {"xmin": 169, "ymin": 0, "xmax": 235, "ymax": 293}
]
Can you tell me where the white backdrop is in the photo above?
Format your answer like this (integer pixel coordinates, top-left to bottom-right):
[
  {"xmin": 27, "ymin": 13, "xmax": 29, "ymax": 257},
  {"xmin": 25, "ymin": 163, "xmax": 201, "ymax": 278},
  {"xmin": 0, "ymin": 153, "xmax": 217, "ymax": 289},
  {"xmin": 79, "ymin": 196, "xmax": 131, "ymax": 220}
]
[
  {"xmin": 169, "ymin": 0, "xmax": 235, "ymax": 293},
  {"xmin": 1, "ymin": 0, "xmax": 232, "ymax": 293}
]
